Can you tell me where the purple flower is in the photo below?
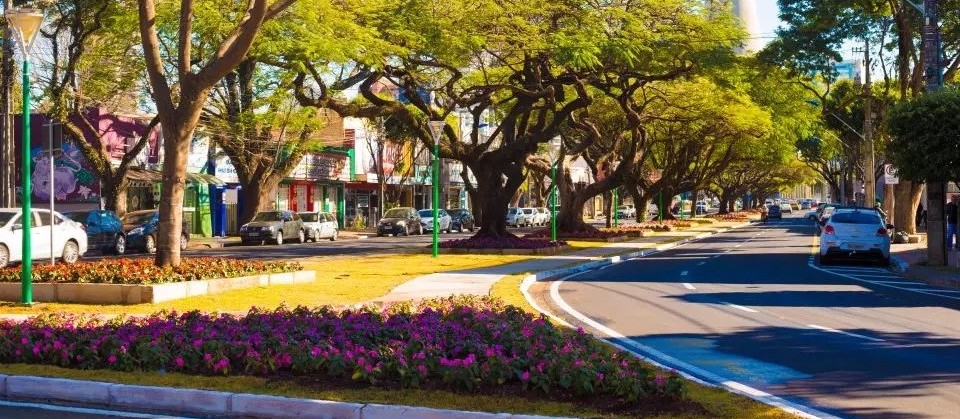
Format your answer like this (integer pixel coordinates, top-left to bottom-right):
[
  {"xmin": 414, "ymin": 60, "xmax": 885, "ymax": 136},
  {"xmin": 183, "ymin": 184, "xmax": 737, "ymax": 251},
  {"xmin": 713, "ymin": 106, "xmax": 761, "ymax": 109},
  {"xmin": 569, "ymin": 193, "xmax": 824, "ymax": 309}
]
[{"xmin": 174, "ymin": 357, "xmax": 185, "ymax": 368}]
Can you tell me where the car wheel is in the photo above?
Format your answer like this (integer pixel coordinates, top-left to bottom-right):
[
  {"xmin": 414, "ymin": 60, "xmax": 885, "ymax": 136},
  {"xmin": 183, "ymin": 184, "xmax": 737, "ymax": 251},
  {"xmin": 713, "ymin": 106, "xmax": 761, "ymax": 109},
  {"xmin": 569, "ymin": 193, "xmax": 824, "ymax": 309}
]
[
  {"xmin": 312, "ymin": 229, "xmax": 321, "ymax": 242},
  {"xmin": 113, "ymin": 235, "xmax": 126, "ymax": 255},
  {"xmin": 275, "ymin": 232, "xmax": 284, "ymax": 245},
  {"xmin": 469, "ymin": 223, "xmax": 475, "ymax": 232},
  {"xmin": 330, "ymin": 229, "xmax": 338, "ymax": 241},
  {"xmin": 145, "ymin": 235, "xmax": 157, "ymax": 254},
  {"xmin": 297, "ymin": 229, "xmax": 306, "ymax": 244},
  {"xmin": 417, "ymin": 225, "xmax": 424, "ymax": 235},
  {"xmin": 0, "ymin": 244, "xmax": 8, "ymax": 268},
  {"xmin": 402, "ymin": 225, "xmax": 410, "ymax": 236},
  {"xmin": 820, "ymin": 254, "xmax": 832, "ymax": 265},
  {"xmin": 61, "ymin": 240, "xmax": 80, "ymax": 264},
  {"xmin": 180, "ymin": 235, "xmax": 188, "ymax": 251}
]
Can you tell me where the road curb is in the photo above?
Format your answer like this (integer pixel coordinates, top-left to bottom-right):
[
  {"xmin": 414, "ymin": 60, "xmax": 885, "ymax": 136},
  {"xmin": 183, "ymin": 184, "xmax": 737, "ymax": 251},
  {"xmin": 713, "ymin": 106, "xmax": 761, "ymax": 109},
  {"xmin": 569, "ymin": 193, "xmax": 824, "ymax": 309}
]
[
  {"xmin": 0, "ymin": 374, "xmax": 575, "ymax": 419},
  {"xmin": 890, "ymin": 255, "xmax": 910, "ymax": 273}
]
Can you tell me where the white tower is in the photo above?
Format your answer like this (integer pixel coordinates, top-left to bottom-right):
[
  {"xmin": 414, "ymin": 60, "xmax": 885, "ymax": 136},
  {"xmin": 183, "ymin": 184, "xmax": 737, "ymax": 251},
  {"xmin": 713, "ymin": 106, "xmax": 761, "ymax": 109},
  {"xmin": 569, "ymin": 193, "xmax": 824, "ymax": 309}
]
[{"xmin": 733, "ymin": 0, "xmax": 763, "ymax": 53}]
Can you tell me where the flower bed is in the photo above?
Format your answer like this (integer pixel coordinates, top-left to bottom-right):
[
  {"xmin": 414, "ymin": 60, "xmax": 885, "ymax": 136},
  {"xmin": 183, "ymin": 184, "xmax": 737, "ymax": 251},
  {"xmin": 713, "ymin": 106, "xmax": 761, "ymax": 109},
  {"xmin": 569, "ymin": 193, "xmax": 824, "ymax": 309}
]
[
  {"xmin": 523, "ymin": 229, "xmax": 630, "ymax": 241},
  {"xmin": 438, "ymin": 236, "xmax": 567, "ymax": 249},
  {"xmin": 598, "ymin": 226, "xmax": 648, "ymax": 238},
  {"xmin": 0, "ymin": 258, "xmax": 300, "ymax": 285},
  {"xmin": 706, "ymin": 212, "xmax": 752, "ymax": 222},
  {"xmin": 0, "ymin": 297, "xmax": 686, "ymax": 406}
]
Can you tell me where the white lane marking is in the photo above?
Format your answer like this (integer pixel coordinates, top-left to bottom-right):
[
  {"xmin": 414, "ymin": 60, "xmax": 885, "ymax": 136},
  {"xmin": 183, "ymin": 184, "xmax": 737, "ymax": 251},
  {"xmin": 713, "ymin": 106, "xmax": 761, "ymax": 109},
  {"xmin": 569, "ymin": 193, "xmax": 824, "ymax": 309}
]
[
  {"xmin": 697, "ymin": 261, "xmax": 706, "ymax": 266},
  {"xmin": 907, "ymin": 288, "xmax": 960, "ymax": 293},
  {"xmin": 549, "ymin": 277, "xmax": 840, "ymax": 419},
  {"xmin": 735, "ymin": 244, "xmax": 742, "ymax": 248},
  {"xmin": 808, "ymin": 324, "xmax": 886, "ymax": 342},
  {"xmin": 680, "ymin": 271, "xmax": 689, "ymax": 276},
  {"xmin": 870, "ymin": 280, "xmax": 929, "ymax": 286},
  {"xmin": 725, "ymin": 303, "xmax": 759, "ymax": 313},
  {"xmin": 0, "ymin": 400, "xmax": 187, "ymax": 418},
  {"xmin": 809, "ymin": 255, "xmax": 960, "ymax": 302},
  {"xmin": 683, "ymin": 283, "xmax": 696, "ymax": 290}
]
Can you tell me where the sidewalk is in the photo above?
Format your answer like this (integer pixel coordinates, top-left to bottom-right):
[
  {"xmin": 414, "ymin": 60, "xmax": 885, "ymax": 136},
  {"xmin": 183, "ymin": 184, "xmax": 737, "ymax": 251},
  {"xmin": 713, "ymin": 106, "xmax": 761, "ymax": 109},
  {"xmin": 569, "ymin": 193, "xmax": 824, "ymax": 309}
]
[
  {"xmin": 891, "ymin": 242, "xmax": 960, "ymax": 290},
  {"xmin": 379, "ymin": 226, "xmax": 739, "ymax": 303}
]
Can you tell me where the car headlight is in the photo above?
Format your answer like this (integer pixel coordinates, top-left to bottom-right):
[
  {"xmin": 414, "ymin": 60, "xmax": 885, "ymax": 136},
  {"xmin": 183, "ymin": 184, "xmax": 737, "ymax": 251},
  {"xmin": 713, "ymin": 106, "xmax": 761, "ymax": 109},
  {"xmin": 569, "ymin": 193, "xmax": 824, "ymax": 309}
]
[
  {"xmin": 129, "ymin": 227, "xmax": 144, "ymax": 236},
  {"xmin": 265, "ymin": 225, "xmax": 276, "ymax": 231},
  {"xmin": 396, "ymin": 221, "xmax": 406, "ymax": 227},
  {"xmin": 240, "ymin": 225, "xmax": 248, "ymax": 231}
]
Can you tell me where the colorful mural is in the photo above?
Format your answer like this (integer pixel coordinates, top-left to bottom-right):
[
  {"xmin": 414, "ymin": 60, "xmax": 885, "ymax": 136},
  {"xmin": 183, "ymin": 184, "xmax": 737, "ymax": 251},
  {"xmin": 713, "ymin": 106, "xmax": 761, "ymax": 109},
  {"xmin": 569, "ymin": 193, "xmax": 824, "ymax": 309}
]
[{"xmin": 30, "ymin": 140, "xmax": 99, "ymax": 203}]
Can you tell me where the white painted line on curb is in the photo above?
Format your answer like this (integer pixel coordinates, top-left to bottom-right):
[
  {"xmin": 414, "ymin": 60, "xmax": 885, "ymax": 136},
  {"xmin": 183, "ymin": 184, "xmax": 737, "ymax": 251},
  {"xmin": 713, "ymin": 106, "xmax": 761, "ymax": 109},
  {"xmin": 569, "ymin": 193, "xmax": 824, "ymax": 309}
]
[
  {"xmin": 548, "ymin": 275, "xmax": 839, "ymax": 419},
  {"xmin": 808, "ymin": 324, "xmax": 885, "ymax": 342},
  {"xmin": 725, "ymin": 303, "xmax": 759, "ymax": 313},
  {"xmin": 0, "ymin": 400, "xmax": 186, "ymax": 418},
  {"xmin": 683, "ymin": 283, "xmax": 696, "ymax": 290}
]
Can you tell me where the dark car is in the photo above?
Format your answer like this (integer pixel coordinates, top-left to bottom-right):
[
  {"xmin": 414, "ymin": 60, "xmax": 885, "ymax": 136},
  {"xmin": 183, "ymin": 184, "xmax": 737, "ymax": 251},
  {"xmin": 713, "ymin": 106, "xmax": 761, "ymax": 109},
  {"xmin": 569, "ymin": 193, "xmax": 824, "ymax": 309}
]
[
  {"xmin": 446, "ymin": 208, "xmax": 476, "ymax": 233},
  {"xmin": 766, "ymin": 205, "xmax": 782, "ymax": 220},
  {"xmin": 121, "ymin": 210, "xmax": 190, "ymax": 253},
  {"xmin": 377, "ymin": 207, "xmax": 422, "ymax": 236},
  {"xmin": 239, "ymin": 211, "xmax": 305, "ymax": 245},
  {"xmin": 64, "ymin": 210, "xmax": 126, "ymax": 255}
]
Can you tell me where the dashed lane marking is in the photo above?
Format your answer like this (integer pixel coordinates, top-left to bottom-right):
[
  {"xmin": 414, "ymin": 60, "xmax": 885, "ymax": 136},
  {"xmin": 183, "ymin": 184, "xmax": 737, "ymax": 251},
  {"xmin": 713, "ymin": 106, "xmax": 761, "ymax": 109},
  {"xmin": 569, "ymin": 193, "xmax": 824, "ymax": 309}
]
[
  {"xmin": 808, "ymin": 324, "xmax": 886, "ymax": 342},
  {"xmin": 683, "ymin": 283, "xmax": 696, "ymax": 290},
  {"xmin": 725, "ymin": 303, "xmax": 759, "ymax": 313}
]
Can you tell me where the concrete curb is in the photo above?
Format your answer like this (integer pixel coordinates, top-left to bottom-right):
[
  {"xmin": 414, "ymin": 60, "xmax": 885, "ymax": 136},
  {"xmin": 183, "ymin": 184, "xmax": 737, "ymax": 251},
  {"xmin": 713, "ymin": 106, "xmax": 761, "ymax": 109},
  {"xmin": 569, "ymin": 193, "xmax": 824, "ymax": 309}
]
[
  {"xmin": 890, "ymin": 255, "xmax": 910, "ymax": 274},
  {"xmin": 0, "ymin": 374, "xmax": 574, "ymax": 419}
]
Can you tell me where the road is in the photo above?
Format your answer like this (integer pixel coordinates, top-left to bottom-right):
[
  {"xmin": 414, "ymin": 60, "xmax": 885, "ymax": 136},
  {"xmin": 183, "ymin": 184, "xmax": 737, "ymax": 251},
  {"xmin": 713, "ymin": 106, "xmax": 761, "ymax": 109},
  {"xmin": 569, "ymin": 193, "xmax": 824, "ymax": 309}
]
[
  {"xmin": 0, "ymin": 400, "xmax": 196, "ymax": 418},
  {"xmin": 535, "ymin": 215, "xmax": 960, "ymax": 418}
]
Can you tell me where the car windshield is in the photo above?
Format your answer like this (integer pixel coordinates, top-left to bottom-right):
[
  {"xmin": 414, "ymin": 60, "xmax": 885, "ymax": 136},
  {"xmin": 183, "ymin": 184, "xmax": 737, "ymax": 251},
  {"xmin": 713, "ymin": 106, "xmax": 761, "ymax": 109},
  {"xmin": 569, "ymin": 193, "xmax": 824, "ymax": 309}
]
[
  {"xmin": 299, "ymin": 213, "xmax": 319, "ymax": 222},
  {"xmin": 64, "ymin": 212, "xmax": 89, "ymax": 223},
  {"xmin": 831, "ymin": 212, "xmax": 880, "ymax": 225},
  {"xmin": 508, "ymin": 208, "xmax": 518, "ymax": 214},
  {"xmin": 384, "ymin": 209, "xmax": 409, "ymax": 218},
  {"xmin": 418, "ymin": 210, "xmax": 434, "ymax": 217},
  {"xmin": 447, "ymin": 209, "xmax": 463, "ymax": 216},
  {"xmin": 252, "ymin": 212, "xmax": 282, "ymax": 222},
  {"xmin": 0, "ymin": 212, "xmax": 16, "ymax": 226},
  {"xmin": 122, "ymin": 212, "xmax": 157, "ymax": 225}
]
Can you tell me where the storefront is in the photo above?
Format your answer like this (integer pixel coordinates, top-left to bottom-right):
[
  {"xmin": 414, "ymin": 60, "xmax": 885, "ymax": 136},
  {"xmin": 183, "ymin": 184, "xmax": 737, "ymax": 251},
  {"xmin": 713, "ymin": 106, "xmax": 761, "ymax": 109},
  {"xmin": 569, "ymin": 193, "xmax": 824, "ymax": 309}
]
[
  {"xmin": 125, "ymin": 168, "xmax": 223, "ymax": 237},
  {"xmin": 279, "ymin": 151, "xmax": 350, "ymax": 227}
]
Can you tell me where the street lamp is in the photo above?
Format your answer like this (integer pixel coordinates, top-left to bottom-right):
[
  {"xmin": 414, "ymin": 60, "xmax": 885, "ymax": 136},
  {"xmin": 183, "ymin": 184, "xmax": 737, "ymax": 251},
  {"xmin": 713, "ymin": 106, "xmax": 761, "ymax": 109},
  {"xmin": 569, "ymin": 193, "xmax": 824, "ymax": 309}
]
[
  {"xmin": 547, "ymin": 137, "xmax": 562, "ymax": 242},
  {"xmin": 6, "ymin": 6, "xmax": 43, "ymax": 305},
  {"xmin": 428, "ymin": 120, "xmax": 445, "ymax": 258}
]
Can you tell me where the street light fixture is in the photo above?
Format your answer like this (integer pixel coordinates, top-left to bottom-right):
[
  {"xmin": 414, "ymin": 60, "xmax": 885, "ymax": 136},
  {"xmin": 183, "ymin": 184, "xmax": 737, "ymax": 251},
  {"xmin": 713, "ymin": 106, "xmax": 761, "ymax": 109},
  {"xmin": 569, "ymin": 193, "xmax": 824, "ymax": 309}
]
[
  {"xmin": 547, "ymin": 137, "xmax": 562, "ymax": 242},
  {"xmin": 428, "ymin": 120, "xmax": 445, "ymax": 258},
  {"xmin": 6, "ymin": 6, "xmax": 44, "ymax": 305}
]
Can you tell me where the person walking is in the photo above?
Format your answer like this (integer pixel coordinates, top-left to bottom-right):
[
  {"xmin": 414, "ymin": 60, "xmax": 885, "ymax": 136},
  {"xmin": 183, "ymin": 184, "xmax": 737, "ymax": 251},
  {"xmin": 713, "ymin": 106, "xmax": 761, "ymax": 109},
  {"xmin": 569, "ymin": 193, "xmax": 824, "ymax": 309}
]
[{"xmin": 946, "ymin": 196, "xmax": 958, "ymax": 250}]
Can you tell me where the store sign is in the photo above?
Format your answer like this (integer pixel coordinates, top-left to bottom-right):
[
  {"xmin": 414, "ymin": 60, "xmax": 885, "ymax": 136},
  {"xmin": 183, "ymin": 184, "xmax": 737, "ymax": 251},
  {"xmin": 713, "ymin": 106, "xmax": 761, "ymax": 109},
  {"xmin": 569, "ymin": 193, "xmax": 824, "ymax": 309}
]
[
  {"xmin": 883, "ymin": 164, "xmax": 899, "ymax": 185},
  {"xmin": 290, "ymin": 153, "xmax": 349, "ymax": 181},
  {"xmin": 215, "ymin": 156, "xmax": 240, "ymax": 184}
]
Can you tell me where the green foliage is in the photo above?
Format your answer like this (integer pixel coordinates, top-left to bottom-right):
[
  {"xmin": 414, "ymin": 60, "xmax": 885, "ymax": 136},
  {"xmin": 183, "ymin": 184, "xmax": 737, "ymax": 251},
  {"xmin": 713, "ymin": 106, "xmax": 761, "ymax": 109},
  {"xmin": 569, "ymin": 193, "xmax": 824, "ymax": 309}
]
[
  {"xmin": 887, "ymin": 89, "xmax": 960, "ymax": 182},
  {"xmin": 0, "ymin": 258, "xmax": 299, "ymax": 285}
]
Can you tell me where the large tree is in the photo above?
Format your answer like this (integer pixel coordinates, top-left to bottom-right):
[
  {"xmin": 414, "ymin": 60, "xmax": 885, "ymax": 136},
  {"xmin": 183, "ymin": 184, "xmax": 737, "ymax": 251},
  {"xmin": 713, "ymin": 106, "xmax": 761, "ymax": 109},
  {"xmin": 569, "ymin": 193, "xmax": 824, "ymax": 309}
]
[
  {"xmin": 39, "ymin": 0, "xmax": 158, "ymax": 214},
  {"xmin": 138, "ymin": 0, "xmax": 295, "ymax": 266}
]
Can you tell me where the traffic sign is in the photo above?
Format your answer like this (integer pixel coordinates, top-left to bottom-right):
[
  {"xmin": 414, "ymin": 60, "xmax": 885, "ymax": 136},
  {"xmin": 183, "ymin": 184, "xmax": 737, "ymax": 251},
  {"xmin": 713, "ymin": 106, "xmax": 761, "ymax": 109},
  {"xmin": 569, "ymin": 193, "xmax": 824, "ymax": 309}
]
[{"xmin": 883, "ymin": 164, "xmax": 899, "ymax": 185}]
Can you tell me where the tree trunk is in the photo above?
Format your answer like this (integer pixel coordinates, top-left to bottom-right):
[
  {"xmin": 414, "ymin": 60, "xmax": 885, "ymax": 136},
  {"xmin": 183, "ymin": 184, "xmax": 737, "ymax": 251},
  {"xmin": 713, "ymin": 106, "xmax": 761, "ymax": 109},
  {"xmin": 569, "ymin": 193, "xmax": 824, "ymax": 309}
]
[
  {"xmin": 719, "ymin": 191, "xmax": 732, "ymax": 215},
  {"xmin": 471, "ymin": 160, "xmax": 523, "ymax": 239},
  {"xmin": 882, "ymin": 184, "xmax": 895, "ymax": 226},
  {"xmin": 893, "ymin": 181, "xmax": 922, "ymax": 235},
  {"xmin": 661, "ymin": 188, "xmax": 678, "ymax": 220},
  {"xmin": 556, "ymin": 193, "xmax": 592, "ymax": 232},
  {"xmin": 603, "ymin": 191, "xmax": 612, "ymax": 228},
  {"xmin": 101, "ymin": 175, "xmax": 128, "ymax": 216},
  {"xmin": 636, "ymin": 195, "xmax": 650, "ymax": 223},
  {"xmin": 155, "ymin": 120, "xmax": 192, "ymax": 267},
  {"xmin": 239, "ymin": 180, "xmax": 278, "ymax": 226}
]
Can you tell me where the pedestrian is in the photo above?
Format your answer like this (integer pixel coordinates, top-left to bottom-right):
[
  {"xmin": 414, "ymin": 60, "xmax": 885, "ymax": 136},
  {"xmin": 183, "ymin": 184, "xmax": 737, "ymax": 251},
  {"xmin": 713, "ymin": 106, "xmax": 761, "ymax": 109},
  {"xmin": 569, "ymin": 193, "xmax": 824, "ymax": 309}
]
[
  {"xmin": 946, "ymin": 195, "xmax": 958, "ymax": 250},
  {"xmin": 916, "ymin": 202, "xmax": 925, "ymax": 230}
]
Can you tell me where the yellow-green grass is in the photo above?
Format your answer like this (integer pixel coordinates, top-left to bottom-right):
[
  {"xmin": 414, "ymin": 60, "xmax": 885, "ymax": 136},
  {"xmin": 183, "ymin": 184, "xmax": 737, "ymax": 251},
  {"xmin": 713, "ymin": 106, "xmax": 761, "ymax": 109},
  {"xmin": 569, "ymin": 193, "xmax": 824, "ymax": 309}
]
[
  {"xmin": 0, "ymin": 363, "xmax": 797, "ymax": 418},
  {"xmin": 0, "ymin": 253, "xmax": 532, "ymax": 316}
]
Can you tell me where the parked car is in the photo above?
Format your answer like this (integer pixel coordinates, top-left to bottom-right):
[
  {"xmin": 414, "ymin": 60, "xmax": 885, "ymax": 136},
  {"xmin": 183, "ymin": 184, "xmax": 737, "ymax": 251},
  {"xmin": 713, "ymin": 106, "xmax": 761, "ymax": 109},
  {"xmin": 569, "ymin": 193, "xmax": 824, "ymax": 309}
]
[
  {"xmin": 0, "ymin": 209, "xmax": 87, "ymax": 268},
  {"xmin": 765, "ymin": 204, "xmax": 782, "ymax": 220},
  {"xmin": 238, "ymin": 210, "xmax": 304, "ymax": 245},
  {"xmin": 298, "ymin": 211, "xmax": 339, "ymax": 242},
  {"xmin": 780, "ymin": 203, "xmax": 793, "ymax": 213},
  {"xmin": 506, "ymin": 207, "xmax": 532, "ymax": 227},
  {"xmin": 64, "ymin": 210, "xmax": 125, "ymax": 255},
  {"xmin": 534, "ymin": 207, "xmax": 551, "ymax": 226},
  {"xmin": 800, "ymin": 200, "xmax": 812, "ymax": 210},
  {"xmin": 616, "ymin": 205, "xmax": 636, "ymax": 219},
  {"xmin": 122, "ymin": 210, "xmax": 190, "ymax": 253},
  {"xmin": 447, "ymin": 208, "xmax": 476, "ymax": 232},
  {"xmin": 419, "ymin": 209, "xmax": 452, "ymax": 233},
  {"xmin": 820, "ymin": 209, "xmax": 892, "ymax": 265},
  {"xmin": 695, "ymin": 201, "xmax": 708, "ymax": 215},
  {"xmin": 377, "ymin": 207, "xmax": 422, "ymax": 236}
]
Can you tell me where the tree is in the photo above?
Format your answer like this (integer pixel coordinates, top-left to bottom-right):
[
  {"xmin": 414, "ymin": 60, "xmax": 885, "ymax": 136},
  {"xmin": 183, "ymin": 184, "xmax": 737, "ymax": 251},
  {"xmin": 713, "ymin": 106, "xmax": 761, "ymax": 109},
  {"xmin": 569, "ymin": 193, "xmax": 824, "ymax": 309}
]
[
  {"xmin": 203, "ymin": 59, "xmax": 322, "ymax": 225},
  {"xmin": 38, "ymin": 0, "xmax": 158, "ymax": 214},
  {"xmin": 888, "ymin": 90, "xmax": 960, "ymax": 183},
  {"xmin": 138, "ymin": 0, "xmax": 295, "ymax": 267}
]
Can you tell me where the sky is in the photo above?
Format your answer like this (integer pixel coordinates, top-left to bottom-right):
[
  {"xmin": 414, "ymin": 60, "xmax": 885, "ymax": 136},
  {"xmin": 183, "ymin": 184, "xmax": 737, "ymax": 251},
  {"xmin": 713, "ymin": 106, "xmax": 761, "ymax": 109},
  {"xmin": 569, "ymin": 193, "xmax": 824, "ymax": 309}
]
[{"xmin": 755, "ymin": 0, "xmax": 781, "ymax": 46}]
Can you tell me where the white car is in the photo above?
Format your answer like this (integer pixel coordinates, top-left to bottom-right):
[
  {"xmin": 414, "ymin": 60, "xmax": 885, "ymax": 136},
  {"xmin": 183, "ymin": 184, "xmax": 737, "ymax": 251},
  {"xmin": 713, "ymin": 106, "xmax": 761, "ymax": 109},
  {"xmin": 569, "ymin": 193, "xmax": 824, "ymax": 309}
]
[
  {"xmin": 616, "ymin": 205, "xmax": 636, "ymax": 219},
  {"xmin": 534, "ymin": 207, "xmax": 551, "ymax": 226},
  {"xmin": 298, "ymin": 211, "xmax": 339, "ymax": 242},
  {"xmin": 521, "ymin": 208, "xmax": 538, "ymax": 226},
  {"xmin": 0, "ymin": 208, "xmax": 88, "ymax": 268},
  {"xmin": 506, "ymin": 207, "xmax": 532, "ymax": 227},
  {"xmin": 819, "ymin": 209, "xmax": 891, "ymax": 265},
  {"xmin": 419, "ymin": 209, "xmax": 452, "ymax": 233},
  {"xmin": 780, "ymin": 203, "xmax": 793, "ymax": 213}
]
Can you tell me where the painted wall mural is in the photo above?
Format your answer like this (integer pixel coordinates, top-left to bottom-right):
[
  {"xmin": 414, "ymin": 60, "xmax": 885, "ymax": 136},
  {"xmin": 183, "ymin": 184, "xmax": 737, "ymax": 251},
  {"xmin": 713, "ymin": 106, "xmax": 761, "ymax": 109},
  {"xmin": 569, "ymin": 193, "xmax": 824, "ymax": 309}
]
[{"xmin": 31, "ymin": 140, "xmax": 99, "ymax": 203}]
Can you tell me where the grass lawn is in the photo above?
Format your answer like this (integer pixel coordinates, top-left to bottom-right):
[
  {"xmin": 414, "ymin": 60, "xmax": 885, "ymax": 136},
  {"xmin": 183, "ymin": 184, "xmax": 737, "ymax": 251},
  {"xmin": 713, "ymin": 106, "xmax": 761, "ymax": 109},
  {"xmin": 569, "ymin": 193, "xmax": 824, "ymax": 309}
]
[
  {"xmin": 0, "ymin": 253, "xmax": 534, "ymax": 316},
  {"xmin": 0, "ymin": 363, "xmax": 798, "ymax": 419}
]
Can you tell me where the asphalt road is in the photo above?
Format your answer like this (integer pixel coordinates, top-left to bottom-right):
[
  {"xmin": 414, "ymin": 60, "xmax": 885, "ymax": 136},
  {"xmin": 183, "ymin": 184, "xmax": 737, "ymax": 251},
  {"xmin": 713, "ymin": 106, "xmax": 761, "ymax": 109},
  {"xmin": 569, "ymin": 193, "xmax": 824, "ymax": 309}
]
[
  {"xmin": 0, "ymin": 400, "xmax": 196, "ymax": 418},
  {"xmin": 535, "ymin": 214, "xmax": 960, "ymax": 418}
]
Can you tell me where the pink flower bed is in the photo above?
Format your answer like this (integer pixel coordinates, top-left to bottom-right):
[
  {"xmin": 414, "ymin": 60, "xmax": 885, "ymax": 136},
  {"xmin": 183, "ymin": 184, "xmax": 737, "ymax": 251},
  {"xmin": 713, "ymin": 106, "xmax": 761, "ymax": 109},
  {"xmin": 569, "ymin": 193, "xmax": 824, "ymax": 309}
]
[
  {"xmin": 0, "ymin": 297, "xmax": 683, "ymax": 402},
  {"xmin": 523, "ymin": 229, "xmax": 626, "ymax": 240},
  {"xmin": 438, "ymin": 237, "xmax": 567, "ymax": 249}
]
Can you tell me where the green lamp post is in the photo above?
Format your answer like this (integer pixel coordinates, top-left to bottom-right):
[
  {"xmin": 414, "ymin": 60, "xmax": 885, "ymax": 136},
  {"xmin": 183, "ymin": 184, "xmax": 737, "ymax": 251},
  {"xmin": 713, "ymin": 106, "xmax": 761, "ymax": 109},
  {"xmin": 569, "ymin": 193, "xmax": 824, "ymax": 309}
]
[
  {"xmin": 548, "ymin": 137, "xmax": 562, "ymax": 242},
  {"xmin": 6, "ymin": 6, "xmax": 44, "ymax": 305},
  {"xmin": 428, "ymin": 120, "xmax": 445, "ymax": 258}
]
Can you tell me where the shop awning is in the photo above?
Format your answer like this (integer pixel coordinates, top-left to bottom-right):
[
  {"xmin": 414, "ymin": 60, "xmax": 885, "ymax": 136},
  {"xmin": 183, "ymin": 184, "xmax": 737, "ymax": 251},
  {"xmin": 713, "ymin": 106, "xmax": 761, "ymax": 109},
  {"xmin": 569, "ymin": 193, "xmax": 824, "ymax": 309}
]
[{"xmin": 126, "ymin": 168, "xmax": 225, "ymax": 186}]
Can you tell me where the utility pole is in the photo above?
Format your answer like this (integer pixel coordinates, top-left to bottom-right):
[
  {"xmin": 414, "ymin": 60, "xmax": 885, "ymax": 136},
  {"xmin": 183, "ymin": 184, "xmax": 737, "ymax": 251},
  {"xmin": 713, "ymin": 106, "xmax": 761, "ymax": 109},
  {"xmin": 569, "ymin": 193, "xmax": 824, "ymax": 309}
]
[
  {"xmin": 0, "ymin": 0, "xmax": 15, "ymax": 208},
  {"xmin": 855, "ymin": 39, "xmax": 876, "ymax": 209},
  {"xmin": 913, "ymin": 0, "xmax": 946, "ymax": 265}
]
